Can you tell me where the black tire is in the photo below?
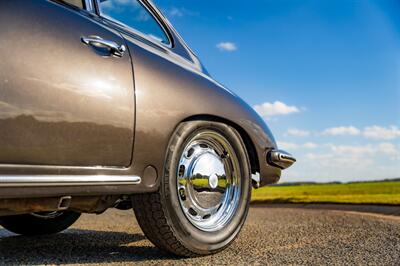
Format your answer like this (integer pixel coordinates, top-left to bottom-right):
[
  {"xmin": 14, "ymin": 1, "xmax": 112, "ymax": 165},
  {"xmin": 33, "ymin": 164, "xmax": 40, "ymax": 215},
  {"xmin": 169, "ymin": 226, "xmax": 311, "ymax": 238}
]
[
  {"xmin": 0, "ymin": 211, "xmax": 81, "ymax": 236},
  {"xmin": 132, "ymin": 121, "xmax": 252, "ymax": 257}
]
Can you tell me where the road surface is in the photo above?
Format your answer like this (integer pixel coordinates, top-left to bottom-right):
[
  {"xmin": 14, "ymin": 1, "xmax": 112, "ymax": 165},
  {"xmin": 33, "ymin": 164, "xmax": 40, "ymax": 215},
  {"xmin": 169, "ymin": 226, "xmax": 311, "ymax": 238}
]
[{"xmin": 0, "ymin": 204, "xmax": 399, "ymax": 265}]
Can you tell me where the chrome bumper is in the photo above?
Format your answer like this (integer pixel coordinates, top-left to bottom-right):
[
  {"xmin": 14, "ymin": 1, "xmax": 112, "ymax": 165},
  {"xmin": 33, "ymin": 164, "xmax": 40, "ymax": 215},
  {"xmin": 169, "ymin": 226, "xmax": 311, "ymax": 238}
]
[{"xmin": 267, "ymin": 150, "xmax": 296, "ymax": 170}]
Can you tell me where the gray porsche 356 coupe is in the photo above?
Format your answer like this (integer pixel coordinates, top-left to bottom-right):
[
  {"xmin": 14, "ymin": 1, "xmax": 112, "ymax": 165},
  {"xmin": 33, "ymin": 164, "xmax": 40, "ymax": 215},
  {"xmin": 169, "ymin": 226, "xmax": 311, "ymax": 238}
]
[{"xmin": 0, "ymin": 0, "xmax": 295, "ymax": 256}]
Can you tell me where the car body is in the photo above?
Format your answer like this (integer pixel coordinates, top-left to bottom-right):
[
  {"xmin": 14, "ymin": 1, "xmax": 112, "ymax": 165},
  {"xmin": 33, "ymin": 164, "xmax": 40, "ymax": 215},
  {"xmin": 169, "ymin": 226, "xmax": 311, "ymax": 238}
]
[{"xmin": 0, "ymin": 0, "xmax": 295, "ymax": 256}]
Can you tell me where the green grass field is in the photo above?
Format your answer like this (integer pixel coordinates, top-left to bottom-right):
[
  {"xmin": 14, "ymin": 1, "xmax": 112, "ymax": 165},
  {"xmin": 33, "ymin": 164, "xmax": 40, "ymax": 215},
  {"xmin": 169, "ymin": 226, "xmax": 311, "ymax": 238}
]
[{"xmin": 251, "ymin": 181, "xmax": 400, "ymax": 205}]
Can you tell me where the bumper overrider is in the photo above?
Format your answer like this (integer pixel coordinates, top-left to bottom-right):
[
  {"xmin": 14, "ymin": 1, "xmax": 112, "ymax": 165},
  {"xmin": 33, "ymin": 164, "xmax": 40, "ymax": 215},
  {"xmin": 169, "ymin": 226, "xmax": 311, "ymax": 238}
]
[
  {"xmin": 267, "ymin": 149, "xmax": 296, "ymax": 170},
  {"xmin": 254, "ymin": 149, "xmax": 296, "ymax": 188}
]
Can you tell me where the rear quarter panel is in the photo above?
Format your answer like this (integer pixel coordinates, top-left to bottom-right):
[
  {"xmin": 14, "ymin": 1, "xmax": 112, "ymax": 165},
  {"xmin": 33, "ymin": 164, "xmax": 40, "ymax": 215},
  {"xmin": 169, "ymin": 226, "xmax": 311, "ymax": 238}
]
[{"xmin": 125, "ymin": 36, "xmax": 281, "ymax": 187}]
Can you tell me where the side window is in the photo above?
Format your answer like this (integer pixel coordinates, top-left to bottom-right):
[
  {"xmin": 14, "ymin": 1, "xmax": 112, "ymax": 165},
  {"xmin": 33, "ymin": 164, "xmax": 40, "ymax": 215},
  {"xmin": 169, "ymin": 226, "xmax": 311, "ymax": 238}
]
[
  {"xmin": 98, "ymin": 0, "xmax": 170, "ymax": 45},
  {"xmin": 63, "ymin": 0, "xmax": 84, "ymax": 9}
]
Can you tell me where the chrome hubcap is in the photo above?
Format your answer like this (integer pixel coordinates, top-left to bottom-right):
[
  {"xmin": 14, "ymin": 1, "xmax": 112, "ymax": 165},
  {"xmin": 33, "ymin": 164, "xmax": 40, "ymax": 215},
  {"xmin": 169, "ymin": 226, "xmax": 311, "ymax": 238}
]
[{"xmin": 177, "ymin": 131, "xmax": 241, "ymax": 232}]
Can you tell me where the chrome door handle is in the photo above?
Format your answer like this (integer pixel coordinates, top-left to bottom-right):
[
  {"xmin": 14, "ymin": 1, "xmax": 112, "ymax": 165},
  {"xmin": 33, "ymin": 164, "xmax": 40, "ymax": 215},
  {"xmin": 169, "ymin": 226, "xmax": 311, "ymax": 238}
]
[{"xmin": 81, "ymin": 36, "xmax": 126, "ymax": 57}]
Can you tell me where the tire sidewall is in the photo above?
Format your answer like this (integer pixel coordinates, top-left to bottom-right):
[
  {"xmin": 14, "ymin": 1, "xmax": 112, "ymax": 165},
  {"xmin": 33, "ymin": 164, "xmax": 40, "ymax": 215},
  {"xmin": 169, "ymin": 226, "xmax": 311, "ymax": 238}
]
[
  {"xmin": 0, "ymin": 211, "xmax": 81, "ymax": 236},
  {"xmin": 162, "ymin": 121, "xmax": 251, "ymax": 254}
]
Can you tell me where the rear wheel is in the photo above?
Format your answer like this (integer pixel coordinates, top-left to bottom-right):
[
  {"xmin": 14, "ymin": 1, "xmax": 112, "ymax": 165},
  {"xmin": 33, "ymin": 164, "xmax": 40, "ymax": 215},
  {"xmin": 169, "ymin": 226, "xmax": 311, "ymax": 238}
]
[
  {"xmin": 132, "ymin": 121, "xmax": 252, "ymax": 256},
  {"xmin": 0, "ymin": 211, "xmax": 81, "ymax": 236}
]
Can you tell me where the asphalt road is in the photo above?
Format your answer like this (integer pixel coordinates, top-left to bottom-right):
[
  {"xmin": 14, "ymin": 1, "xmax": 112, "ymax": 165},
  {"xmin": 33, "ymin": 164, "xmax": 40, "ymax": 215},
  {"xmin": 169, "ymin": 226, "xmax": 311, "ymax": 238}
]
[{"xmin": 0, "ymin": 205, "xmax": 399, "ymax": 265}]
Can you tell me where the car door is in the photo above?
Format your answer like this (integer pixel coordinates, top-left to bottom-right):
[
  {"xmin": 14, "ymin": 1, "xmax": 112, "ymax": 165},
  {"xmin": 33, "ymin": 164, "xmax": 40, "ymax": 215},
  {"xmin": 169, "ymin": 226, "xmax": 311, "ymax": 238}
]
[
  {"xmin": 92, "ymin": 0, "xmax": 203, "ymax": 175},
  {"xmin": 0, "ymin": 0, "xmax": 135, "ymax": 167}
]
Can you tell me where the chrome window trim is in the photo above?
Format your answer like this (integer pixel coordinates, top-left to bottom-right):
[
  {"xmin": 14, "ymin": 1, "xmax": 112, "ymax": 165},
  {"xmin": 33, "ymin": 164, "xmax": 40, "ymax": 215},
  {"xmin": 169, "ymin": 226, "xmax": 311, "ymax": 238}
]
[
  {"xmin": 84, "ymin": 0, "xmax": 95, "ymax": 12},
  {"xmin": 140, "ymin": 1, "xmax": 205, "ymax": 72},
  {"xmin": 95, "ymin": 0, "xmax": 173, "ymax": 48},
  {"xmin": 88, "ymin": 0, "xmax": 204, "ymax": 75}
]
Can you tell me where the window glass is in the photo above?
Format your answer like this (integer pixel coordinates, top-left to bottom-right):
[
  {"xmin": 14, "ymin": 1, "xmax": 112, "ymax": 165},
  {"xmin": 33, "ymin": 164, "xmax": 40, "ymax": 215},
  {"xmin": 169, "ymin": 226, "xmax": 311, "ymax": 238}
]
[
  {"xmin": 63, "ymin": 0, "xmax": 84, "ymax": 8},
  {"xmin": 98, "ymin": 0, "xmax": 169, "ymax": 45}
]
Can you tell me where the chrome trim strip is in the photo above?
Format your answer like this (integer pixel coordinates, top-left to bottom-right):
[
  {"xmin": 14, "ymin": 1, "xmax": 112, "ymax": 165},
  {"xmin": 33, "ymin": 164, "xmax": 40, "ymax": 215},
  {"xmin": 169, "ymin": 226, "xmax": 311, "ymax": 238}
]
[
  {"xmin": 0, "ymin": 163, "xmax": 125, "ymax": 170},
  {"xmin": 0, "ymin": 175, "xmax": 141, "ymax": 187}
]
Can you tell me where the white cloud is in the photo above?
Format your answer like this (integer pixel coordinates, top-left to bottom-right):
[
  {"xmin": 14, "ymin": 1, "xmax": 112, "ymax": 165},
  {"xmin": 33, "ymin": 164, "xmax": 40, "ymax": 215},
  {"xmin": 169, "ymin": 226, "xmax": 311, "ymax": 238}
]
[
  {"xmin": 169, "ymin": 7, "xmax": 184, "ymax": 17},
  {"xmin": 287, "ymin": 128, "xmax": 310, "ymax": 137},
  {"xmin": 277, "ymin": 141, "xmax": 299, "ymax": 150},
  {"xmin": 320, "ymin": 125, "xmax": 400, "ymax": 140},
  {"xmin": 329, "ymin": 142, "xmax": 399, "ymax": 157},
  {"xmin": 165, "ymin": 7, "xmax": 198, "ymax": 18},
  {"xmin": 274, "ymin": 124, "xmax": 400, "ymax": 182},
  {"xmin": 303, "ymin": 142, "xmax": 318, "ymax": 149},
  {"xmin": 281, "ymin": 142, "xmax": 400, "ymax": 183},
  {"xmin": 216, "ymin": 42, "xmax": 237, "ymax": 52},
  {"xmin": 363, "ymin": 125, "xmax": 400, "ymax": 140},
  {"xmin": 253, "ymin": 101, "xmax": 300, "ymax": 118},
  {"xmin": 277, "ymin": 141, "xmax": 318, "ymax": 150},
  {"xmin": 322, "ymin": 126, "xmax": 361, "ymax": 136},
  {"xmin": 377, "ymin": 142, "xmax": 400, "ymax": 157},
  {"xmin": 278, "ymin": 142, "xmax": 399, "ymax": 157},
  {"xmin": 304, "ymin": 152, "xmax": 376, "ymax": 168},
  {"xmin": 330, "ymin": 144, "xmax": 373, "ymax": 155}
]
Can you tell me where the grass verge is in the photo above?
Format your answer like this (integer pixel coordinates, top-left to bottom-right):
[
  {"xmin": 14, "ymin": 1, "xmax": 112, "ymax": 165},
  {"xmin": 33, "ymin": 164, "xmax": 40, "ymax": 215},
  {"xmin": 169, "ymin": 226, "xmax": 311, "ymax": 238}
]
[{"xmin": 251, "ymin": 181, "xmax": 400, "ymax": 205}]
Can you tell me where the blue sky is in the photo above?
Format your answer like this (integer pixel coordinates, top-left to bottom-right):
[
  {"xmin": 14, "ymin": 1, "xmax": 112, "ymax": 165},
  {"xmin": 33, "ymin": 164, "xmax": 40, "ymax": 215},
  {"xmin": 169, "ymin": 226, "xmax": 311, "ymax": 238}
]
[{"xmin": 154, "ymin": 0, "xmax": 400, "ymax": 182}]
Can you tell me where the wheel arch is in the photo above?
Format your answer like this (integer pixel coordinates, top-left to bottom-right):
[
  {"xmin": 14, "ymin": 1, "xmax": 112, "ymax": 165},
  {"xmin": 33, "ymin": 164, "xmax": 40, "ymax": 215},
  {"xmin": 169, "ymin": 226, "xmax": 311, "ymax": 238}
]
[{"xmin": 182, "ymin": 115, "xmax": 260, "ymax": 175}]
